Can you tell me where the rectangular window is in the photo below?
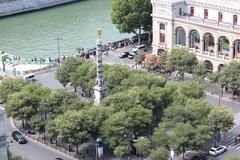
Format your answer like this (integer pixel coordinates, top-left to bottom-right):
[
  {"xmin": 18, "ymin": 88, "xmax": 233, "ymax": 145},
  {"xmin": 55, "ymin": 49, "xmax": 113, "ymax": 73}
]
[
  {"xmin": 190, "ymin": 7, "xmax": 194, "ymax": 16},
  {"xmin": 204, "ymin": 9, "xmax": 208, "ymax": 19},
  {"xmin": 160, "ymin": 33, "xmax": 165, "ymax": 43},
  {"xmin": 160, "ymin": 23, "xmax": 165, "ymax": 30},
  {"xmin": 218, "ymin": 12, "xmax": 223, "ymax": 22},
  {"xmin": 233, "ymin": 15, "xmax": 238, "ymax": 25},
  {"xmin": 179, "ymin": 8, "xmax": 182, "ymax": 16}
]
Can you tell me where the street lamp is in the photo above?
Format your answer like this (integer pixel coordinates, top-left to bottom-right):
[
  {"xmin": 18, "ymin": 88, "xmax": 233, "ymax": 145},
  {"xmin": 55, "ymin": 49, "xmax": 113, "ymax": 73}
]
[
  {"xmin": 124, "ymin": 133, "xmax": 135, "ymax": 160},
  {"xmin": 55, "ymin": 37, "xmax": 62, "ymax": 66}
]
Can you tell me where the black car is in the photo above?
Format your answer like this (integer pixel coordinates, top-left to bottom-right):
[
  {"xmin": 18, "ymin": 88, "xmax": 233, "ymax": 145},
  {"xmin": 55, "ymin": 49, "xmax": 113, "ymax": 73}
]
[
  {"xmin": 12, "ymin": 131, "xmax": 28, "ymax": 144},
  {"xmin": 119, "ymin": 52, "xmax": 129, "ymax": 58}
]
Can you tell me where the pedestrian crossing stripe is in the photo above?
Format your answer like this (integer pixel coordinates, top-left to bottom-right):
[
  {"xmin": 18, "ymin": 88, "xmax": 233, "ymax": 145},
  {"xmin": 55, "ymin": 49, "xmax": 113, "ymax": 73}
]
[
  {"xmin": 223, "ymin": 135, "xmax": 240, "ymax": 150},
  {"xmin": 233, "ymin": 113, "xmax": 240, "ymax": 128}
]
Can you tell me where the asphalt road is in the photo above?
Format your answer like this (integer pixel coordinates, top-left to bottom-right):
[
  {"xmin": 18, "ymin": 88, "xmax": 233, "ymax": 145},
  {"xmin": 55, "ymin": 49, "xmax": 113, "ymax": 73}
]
[{"xmin": 3, "ymin": 105, "xmax": 73, "ymax": 160}]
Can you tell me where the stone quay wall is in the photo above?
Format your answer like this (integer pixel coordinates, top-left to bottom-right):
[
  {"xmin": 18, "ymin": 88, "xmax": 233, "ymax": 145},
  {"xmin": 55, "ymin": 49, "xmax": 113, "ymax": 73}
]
[{"xmin": 0, "ymin": 0, "xmax": 78, "ymax": 17}]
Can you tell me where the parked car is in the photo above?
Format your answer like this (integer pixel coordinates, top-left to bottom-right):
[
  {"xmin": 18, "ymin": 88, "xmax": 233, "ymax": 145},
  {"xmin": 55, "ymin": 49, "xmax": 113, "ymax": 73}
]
[
  {"xmin": 23, "ymin": 73, "xmax": 36, "ymax": 82},
  {"xmin": 12, "ymin": 131, "xmax": 28, "ymax": 144},
  {"xmin": 128, "ymin": 52, "xmax": 135, "ymax": 59},
  {"xmin": 191, "ymin": 154, "xmax": 209, "ymax": 160},
  {"xmin": 119, "ymin": 52, "xmax": 129, "ymax": 58},
  {"xmin": 209, "ymin": 145, "xmax": 227, "ymax": 156},
  {"xmin": 54, "ymin": 158, "xmax": 63, "ymax": 160},
  {"xmin": 132, "ymin": 45, "xmax": 145, "ymax": 53}
]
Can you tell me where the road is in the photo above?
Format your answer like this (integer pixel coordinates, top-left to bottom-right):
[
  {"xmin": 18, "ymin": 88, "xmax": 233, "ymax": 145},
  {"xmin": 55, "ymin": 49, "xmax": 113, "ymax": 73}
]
[{"xmin": 3, "ymin": 105, "xmax": 73, "ymax": 160}]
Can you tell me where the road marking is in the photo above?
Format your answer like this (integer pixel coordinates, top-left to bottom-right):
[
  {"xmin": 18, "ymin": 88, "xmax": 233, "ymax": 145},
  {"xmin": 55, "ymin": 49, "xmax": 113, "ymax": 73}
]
[{"xmin": 233, "ymin": 113, "xmax": 240, "ymax": 128}]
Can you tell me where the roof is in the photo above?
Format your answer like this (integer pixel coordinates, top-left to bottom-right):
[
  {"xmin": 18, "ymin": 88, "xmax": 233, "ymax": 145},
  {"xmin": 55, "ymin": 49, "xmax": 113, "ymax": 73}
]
[
  {"xmin": 152, "ymin": 0, "xmax": 240, "ymax": 11},
  {"xmin": 187, "ymin": 0, "xmax": 240, "ymax": 11}
]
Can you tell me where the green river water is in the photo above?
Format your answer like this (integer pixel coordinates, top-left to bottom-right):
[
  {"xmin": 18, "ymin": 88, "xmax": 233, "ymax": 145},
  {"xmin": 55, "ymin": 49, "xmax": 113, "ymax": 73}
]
[{"xmin": 0, "ymin": 0, "xmax": 130, "ymax": 59}]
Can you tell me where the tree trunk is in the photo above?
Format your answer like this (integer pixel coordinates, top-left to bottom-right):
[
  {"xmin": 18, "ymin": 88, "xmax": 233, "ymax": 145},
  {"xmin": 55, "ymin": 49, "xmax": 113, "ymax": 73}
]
[
  {"xmin": 138, "ymin": 27, "xmax": 141, "ymax": 45},
  {"xmin": 182, "ymin": 147, "xmax": 185, "ymax": 160},
  {"xmin": 76, "ymin": 144, "xmax": 79, "ymax": 155},
  {"xmin": 22, "ymin": 120, "xmax": 25, "ymax": 128},
  {"xmin": 56, "ymin": 139, "xmax": 58, "ymax": 146},
  {"xmin": 74, "ymin": 86, "xmax": 77, "ymax": 92},
  {"xmin": 2, "ymin": 62, "xmax": 5, "ymax": 72},
  {"xmin": 68, "ymin": 145, "xmax": 71, "ymax": 152}
]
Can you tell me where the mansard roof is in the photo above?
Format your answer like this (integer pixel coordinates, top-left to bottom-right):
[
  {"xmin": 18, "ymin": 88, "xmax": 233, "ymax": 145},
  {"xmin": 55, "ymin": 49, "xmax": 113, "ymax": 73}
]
[
  {"xmin": 188, "ymin": 0, "xmax": 240, "ymax": 11},
  {"xmin": 152, "ymin": 0, "xmax": 240, "ymax": 11}
]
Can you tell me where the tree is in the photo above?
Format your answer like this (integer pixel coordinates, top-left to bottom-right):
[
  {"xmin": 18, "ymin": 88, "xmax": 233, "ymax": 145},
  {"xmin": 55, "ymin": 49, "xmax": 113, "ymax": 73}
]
[
  {"xmin": 134, "ymin": 137, "xmax": 151, "ymax": 159},
  {"xmin": 70, "ymin": 61, "xmax": 96, "ymax": 94},
  {"xmin": 100, "ymin": 108, "xmax": 152, "ymax": 150},
  {"xmin": 111, "ymin": 0, "xmax": 152, "ymax": 45},
  {"xmin": 134, "ymin": 51, "xmax": 145, "ymax": 65},
  {"xmin": 113, "ymin": 145, "xmax": 128, "ymax": 159},
  {"xmin": 165, "ymin": 48, "xmax": 198, "ymax": 79},
  {"xmin": 217, "ymin": 62, "xmax": 240, "ymax": 99},
  {"xmin": 150, "ymin": 147, "xmax": 169, "ymax": 160},
  {"xmin": 173, "ymin": 81, "xmax": 205, "ymax": 105},
  {"xmin": 193, "ymin": 62, "xmax": 208, "ymax": 82},
  {"xmin": 54, "ymin": 110, "xmax": 91, "ymax": 154},
  {"xmin": 45, "ymin": 120, "xmax": 59, "ymax": 144},
  {"xmin": 40, "ymin": 89, "xmax": 80, "ymax": 119},
  {"xmin": 208, "ymin": 107, "xmax": 234, "ymax": 133},
  {"xmin": 5, "ymin": 83, "xmax": 50, "ymax": 128},
  {"xmin": 56, "ymin": 57, "xmax": 82, "ymax": 87},
  {"xmin": 0, "ymin": 78, "xmax": 28, "ymax": 103}
]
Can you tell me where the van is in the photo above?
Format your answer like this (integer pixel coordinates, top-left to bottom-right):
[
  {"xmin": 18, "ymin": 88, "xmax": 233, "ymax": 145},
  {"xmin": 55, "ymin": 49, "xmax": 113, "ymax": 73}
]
[
  {"xmin": 132, "ymin": 45, "xmax": 146, "ymax": 53},
  {"xmin": 23, "ymin": 73, "xmax": 36, "ymax": 82}
]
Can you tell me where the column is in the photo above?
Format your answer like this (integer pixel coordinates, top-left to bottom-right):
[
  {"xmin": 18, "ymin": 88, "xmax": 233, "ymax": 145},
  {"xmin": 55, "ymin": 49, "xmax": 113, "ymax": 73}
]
[
  {"xmin": 200, "ymin": 39, "xmax": 204, "ymax": 54},
  {"xmin": 215, "ymin": 42, "xmax": 219, "ymax": 58},
  {"xmin": 229, "ymin": 46, "xmax": 233, "ymax": 61},
  {"xmin": 186, "ymin": 36, "xmax": 190, "ymax": 48}
]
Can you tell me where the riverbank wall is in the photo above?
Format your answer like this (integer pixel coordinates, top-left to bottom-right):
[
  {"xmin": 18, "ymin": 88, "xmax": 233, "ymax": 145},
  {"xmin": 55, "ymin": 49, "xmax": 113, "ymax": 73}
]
[{"xmin": 0, "ymin": 0, "xmax": 78, "ymax": 17}]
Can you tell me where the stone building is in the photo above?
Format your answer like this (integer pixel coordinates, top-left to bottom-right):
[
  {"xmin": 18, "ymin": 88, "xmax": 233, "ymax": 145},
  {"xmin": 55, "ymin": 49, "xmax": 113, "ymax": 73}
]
[{"xmin": 151, "ymin": 0, "xmax": 240, "ymax": 72}]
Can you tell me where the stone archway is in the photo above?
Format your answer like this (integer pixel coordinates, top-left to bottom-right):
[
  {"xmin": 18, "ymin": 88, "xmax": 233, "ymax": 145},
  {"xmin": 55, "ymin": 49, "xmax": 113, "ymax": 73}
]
[
  {"xmin": 189, "ymin": 29, "xmax": 200, "ymax": 49},
  {"xmin": 218, "ymin": 64, "xmax": 224, "ymax": 72},
  {"xmin": 233, "ymin": 39, "xmax": 240, "ymax": 59},
  {"xmin": 175, "ymin": 27, "xmax": 186, "ymax": 46},
  {"xmin": 204, "ymin": 60, "xmax": 213, "ymax": 72},
  {"xmin": 218, "ymin": 36, "xmax": 230, "ymax": 56},
  {"xmin": 203, "ymin": 33, "xmax": 215, "ymax": 53}
]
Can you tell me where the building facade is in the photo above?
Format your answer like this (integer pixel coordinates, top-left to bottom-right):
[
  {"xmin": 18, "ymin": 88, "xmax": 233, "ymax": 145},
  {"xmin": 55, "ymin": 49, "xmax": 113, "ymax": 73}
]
[{"xmin": 151, "ymin": 0, "xmax": 240, "ymax": 72}]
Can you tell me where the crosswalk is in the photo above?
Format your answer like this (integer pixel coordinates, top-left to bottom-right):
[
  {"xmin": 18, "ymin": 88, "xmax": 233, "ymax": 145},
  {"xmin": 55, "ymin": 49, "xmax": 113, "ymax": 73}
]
[
  {"xmin": 233, "ymin": 113, "xmax": 240, "ymax": 128},
  {"xmin": 220, "ymin": 113, "xmax": 240, "ymax": 150},
  {"xmin": 222, "ymin": 134, "xmax": 240, "ymax": 149}
]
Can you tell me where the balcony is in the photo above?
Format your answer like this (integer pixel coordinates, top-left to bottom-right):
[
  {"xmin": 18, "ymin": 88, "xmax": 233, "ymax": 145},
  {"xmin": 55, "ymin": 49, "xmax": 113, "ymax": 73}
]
[{"xmin": 175, "ymin": 15, "xmax": 240, "ymax": 32}]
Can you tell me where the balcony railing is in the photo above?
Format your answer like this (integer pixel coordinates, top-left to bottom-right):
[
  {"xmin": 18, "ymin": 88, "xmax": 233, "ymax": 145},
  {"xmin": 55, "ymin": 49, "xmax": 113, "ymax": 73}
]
[{"xmin": 175, "ymin": 15, "xmax": 240, "ymax": 32}]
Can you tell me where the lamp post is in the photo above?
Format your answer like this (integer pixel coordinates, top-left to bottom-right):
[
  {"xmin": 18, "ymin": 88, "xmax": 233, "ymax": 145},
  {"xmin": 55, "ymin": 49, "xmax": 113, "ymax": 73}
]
[{"xmin": 55, "ymin": 37, "xmax": 62, "ymax": 66}]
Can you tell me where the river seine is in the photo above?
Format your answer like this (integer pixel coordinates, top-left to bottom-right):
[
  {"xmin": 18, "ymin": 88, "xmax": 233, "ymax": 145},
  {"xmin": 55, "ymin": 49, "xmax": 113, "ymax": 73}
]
[{"xmin": 0, "ymin": 0, "xmax": 130, "ymax": 59}]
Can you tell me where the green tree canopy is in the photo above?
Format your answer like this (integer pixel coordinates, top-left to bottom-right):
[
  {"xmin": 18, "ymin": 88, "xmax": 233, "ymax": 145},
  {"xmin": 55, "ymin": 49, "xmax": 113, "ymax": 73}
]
[
  {"xmin": 56, "ymin": 57, "xmax": 82, "ymax": 87},
  {"xmin": 134, "ymin": 137, "xmax": 151, "ymax": 159},
  {"xmin": 0, "ymin": 78, "xmax": 28, "ymax": 103},
  {"xmin": 111, "ymin": 0, "xmax": 152, "ymax": 44},
  {"xmin": 165, "ymin": 48, "xmax": 198, "ymax": 79},
  {"xmin": 150, "ymin": 147, "xmax": 169, "ymax": 160}
]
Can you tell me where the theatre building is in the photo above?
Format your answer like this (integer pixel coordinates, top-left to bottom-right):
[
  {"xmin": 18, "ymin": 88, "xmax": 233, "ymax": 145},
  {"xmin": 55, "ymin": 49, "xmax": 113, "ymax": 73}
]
[{"xmin": 151, "ymin": 0, "xmax": 240, "ymax": 72}]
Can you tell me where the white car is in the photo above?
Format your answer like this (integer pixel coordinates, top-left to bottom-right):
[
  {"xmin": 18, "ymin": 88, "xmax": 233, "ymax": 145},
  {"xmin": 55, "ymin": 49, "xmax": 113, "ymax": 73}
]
[{"xmin": 209, "ymin": 145, "xmax": 227, "ymax": 156}]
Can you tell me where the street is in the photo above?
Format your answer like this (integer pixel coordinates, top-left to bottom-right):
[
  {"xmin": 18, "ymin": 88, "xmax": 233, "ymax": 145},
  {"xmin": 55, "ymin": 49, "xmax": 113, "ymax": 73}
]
[{"xmin": 3, "ymin": 105, "xmax": 73, "ymax": 160}]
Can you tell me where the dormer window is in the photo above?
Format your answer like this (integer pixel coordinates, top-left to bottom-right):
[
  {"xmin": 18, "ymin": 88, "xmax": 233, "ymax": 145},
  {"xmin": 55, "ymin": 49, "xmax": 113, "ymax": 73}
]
[
  {"xmin": 233, "ymin": 15, "xmax": 238, "ymax": 25},
  {"xmin": 218, "ymin": 12, "xmax": 223, "ymax": 22},
  {"xmin": 204, "ymin": 9, "xmax": 208, "ymax": 19},
  {"xmin": 190, "ymin": 7, "xmax": 194, "ymax": 16},
  {"xmin": 179, "ymin": 8, "xmax": 182, "ymax": 16}
]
